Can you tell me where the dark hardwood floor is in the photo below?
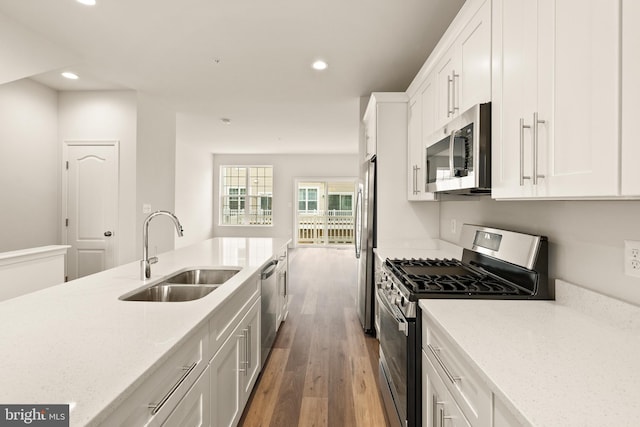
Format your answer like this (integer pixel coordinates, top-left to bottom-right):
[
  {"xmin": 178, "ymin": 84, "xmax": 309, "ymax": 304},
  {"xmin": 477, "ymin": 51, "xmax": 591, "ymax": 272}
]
[{"xmin": 239, "ymin": 247, "xmax": 389, "ymax": 427}]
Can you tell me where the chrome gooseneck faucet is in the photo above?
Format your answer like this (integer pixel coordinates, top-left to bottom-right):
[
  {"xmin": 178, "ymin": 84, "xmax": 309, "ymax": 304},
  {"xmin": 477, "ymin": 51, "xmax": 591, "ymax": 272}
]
[{"xmin": 141, "ymin": 210, "xmax": 184, "ymax": 279}]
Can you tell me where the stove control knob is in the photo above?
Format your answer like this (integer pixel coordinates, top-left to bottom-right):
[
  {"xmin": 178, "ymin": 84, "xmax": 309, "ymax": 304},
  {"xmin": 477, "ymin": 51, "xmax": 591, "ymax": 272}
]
[
  {"xmin": 394, "ymin": 296, "xmax": 404, "ymax": 306},
  {"xmin": 385, "ymin": 282, "xmax": 393, "ymax": 291}
]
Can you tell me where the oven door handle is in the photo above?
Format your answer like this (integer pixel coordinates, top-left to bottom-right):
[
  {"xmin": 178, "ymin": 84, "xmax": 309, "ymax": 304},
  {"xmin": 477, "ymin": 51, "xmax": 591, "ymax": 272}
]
[{"xmin": 377, "ymin": 290, "xmax": 409, "ymax": 336}]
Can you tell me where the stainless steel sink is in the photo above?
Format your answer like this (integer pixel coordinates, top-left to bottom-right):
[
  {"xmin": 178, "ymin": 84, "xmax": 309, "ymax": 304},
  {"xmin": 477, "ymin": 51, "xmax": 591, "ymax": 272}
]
[
  {"xmin": 120, "ymin": 268, "xmax": 240, "ymax": 302},
  {"xmin": 164, "ymin": 268, "xmax": 240, "ymax": 285},
  {"xmin": 121, "ymin": 283, "xmax": 220, "ymax": 302}
]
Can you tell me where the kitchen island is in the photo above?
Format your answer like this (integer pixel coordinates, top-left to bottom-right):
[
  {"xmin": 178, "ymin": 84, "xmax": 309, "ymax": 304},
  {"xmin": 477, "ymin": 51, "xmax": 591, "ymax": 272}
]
[
  {"xmin": 0, "ymin": 237, "xmax": 290, "ymax": 426},
  {"xmin": 419, "ymin": 280, "xmax": 640, "ymax": 426}
]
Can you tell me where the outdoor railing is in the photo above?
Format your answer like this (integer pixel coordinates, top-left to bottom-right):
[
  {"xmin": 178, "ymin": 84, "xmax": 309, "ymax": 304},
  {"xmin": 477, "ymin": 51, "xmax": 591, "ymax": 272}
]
[{"xmin": 297, "ymin": 210, "xmax": 354, "ymax": 245}]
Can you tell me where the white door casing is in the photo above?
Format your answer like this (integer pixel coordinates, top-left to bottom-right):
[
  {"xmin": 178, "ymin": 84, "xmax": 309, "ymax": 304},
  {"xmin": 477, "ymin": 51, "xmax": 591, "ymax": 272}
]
[{"xmin": 62, "ymin": 141, "xmax": 119, "ymax": 280}]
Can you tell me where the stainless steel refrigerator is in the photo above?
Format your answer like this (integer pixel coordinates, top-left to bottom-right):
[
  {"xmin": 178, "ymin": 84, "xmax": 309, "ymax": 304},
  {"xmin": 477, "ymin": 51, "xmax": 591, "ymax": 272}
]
[{"xmin": 355, "ymin": 154, "xmax": 376, "ymax": 333}]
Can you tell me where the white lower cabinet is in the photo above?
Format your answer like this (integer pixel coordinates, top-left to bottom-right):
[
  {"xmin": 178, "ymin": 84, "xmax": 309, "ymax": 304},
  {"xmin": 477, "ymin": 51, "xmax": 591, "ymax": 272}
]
[
  {"xmin": 276, "ymin": 247, "xmax": 288, "ymax": 328},
  {"xmin": 162, "ymin": 366, "xmax": 210, "ymax": 427},
  {"xmin": 422, "ymin": 314, "xmax": 492, "ymax": 427},
  {"xmin": 103, "ymin": 326, "xmax": 209, "ymax": 427},
  {"xmin": 422, "ymin": 351, "xmax": 471, "ymax": 427},
  {"xmin": 210, "ymin": 298, "xmax": 261, "ymax": 427}
]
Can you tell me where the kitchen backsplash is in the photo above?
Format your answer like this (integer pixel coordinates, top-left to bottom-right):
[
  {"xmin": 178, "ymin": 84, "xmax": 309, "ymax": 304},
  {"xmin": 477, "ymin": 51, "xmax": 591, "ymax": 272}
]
[{"xmin": 439, "ymin": 198, "xmax": 640, "ymax": 307}]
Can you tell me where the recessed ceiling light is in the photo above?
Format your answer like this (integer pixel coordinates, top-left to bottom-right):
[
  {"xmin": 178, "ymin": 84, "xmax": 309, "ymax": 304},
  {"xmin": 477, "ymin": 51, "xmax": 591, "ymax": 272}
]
[
  {"xmin": 61, "ymin": 72, "xmax": 79, "ymax": 80},
  {"xmin": 312, "ymin": 60, "xmax": 328, "ymax": 71},
  {"xmin": 221, "ymin": 118, "xmax": 232, "ymax": 125},
  {"xmin": 76, "ymin": 0, "xmax": 96, "ymax": 5}
]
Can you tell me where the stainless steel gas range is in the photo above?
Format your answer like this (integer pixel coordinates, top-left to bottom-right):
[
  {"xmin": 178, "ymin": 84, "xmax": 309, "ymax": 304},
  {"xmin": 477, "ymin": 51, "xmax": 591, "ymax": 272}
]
[{"xmin": 375, "ymin": 224, "xmax": 552, "ymax": 427}]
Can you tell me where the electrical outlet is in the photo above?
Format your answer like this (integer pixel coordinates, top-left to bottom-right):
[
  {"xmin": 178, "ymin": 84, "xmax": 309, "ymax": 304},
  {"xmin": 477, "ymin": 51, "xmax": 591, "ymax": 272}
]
[{"xmin": 624, "ymin": 240, "xmax": 640, "ymax": 278}]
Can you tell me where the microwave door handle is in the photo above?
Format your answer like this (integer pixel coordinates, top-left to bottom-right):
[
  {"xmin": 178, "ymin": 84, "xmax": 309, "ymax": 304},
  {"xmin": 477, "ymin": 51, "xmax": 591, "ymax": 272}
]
[{"xmin": 448, "ymin": 129, "xmax": 457, "ymax": 179}]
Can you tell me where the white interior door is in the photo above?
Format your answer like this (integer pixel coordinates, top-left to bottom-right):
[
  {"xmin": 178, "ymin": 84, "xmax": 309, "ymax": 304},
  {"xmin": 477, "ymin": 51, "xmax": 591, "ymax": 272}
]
[{"xmin": 63, "ymin": 142, "xmax": 119, "ymax": 280}]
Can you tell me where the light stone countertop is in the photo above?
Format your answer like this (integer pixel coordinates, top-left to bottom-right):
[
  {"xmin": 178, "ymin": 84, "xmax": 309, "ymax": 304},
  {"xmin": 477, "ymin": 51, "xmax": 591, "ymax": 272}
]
[
  {"xmin": 0, "ymin": 237, "xmax": 290, "ymax": 426},
  {"xmin": 419, "ymin": 280, "xmax": 640, "ymax": 426}
]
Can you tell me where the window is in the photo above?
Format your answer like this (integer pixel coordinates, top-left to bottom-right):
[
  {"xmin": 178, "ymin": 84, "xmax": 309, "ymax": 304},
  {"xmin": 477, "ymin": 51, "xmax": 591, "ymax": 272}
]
[
  {"xmin": 328, "ymin": 193, "xmax": 353, "ymax": 212},
  {"xmin": 221, "ymin": 166, "xmax": 273, "ymax": 225},
  {"xmin": 298, "ymin": 187, "xmax": 318, "ymax": 212}
]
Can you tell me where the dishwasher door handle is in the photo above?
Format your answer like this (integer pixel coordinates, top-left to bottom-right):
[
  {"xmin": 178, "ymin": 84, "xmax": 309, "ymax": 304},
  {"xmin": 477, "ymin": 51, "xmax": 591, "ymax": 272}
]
[{"xmin": 261, "ymin": 259, "xmax": 278, "ymax": 279}]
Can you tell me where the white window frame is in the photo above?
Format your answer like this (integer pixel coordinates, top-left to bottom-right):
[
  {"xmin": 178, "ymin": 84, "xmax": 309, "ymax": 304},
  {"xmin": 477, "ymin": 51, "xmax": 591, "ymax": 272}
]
[{"xmin": 220, "ymin": 165, "xmax": 273, "ymax": 226}]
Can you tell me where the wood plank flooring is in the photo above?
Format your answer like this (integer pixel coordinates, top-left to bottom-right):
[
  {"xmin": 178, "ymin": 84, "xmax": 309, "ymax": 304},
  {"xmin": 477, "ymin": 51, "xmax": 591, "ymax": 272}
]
[{"xmin": 239, "ymin": 247, "xmax": 389, "ymax": 427}]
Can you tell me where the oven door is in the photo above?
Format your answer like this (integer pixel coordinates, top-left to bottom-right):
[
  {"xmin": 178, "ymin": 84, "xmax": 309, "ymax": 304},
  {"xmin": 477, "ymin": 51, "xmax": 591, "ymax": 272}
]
[{"xmin": 376, "ymin": 289, "xmax": 410, "ymax": 427}]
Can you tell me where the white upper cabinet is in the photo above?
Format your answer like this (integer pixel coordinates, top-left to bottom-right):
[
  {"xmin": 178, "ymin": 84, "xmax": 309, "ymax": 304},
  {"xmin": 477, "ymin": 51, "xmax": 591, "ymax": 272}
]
[
  {"xmin": 408, "ymin": 75, "xmax": 438, "ymax": 201},
  {"xmin": 492, "ymin": 0, "xmax": 620, "ymax": 199},
  {"xmin": 622, "ymin": 0, "xmax": 640, "ymax": 196},
  {"xmin": 435, "ymin": 0, "xmax": 491, "ymax": 129},
  {"xmin": 406, "ymin": 0, "xmax": 490, "ymax": 202}
]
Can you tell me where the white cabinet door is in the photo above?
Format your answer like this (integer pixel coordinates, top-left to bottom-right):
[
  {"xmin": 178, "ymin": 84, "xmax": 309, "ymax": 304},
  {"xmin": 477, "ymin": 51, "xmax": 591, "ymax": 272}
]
[
  {"xmin": 621, "ymin": 0, "xmax": 640, "ymax": 196},
  {"xmin": 435, "ymin": 49, "xmax": 460, "ymax": 130},
  {"xmin": 163, "ymin": 367, "xmax": 210, "ymax": 427},
  {"xmin": 491, "ymin": 0, "xmax": 539, "ymax": 198},
  {"xmin": 422, "ymin": 351, "xmax": 471, "ymax": 427},
  {"xmin": 434, "ymin": 0, "xmax": 491, "ymax": 131},
  {"xmin": 543, "ymin": 0, "xmax": 619, "ymax": 197},
  {"xmin": 210, "ymin": 329, "xmax": 242, "ymax": 427},
  {"xmin": 458, "ymin": 0, "xmax": 491, "ymax": 114},
  {"xmin": 210, "ymin": 298, "xmax": 262, "ymax": 427},
  {"xmin": 493, "ymin": 0, "xmax": 620, "ymax": 199},
  {"xmin": 408, "ymin": 77, "xmax": 437, "ymax": 201},
  {"xmin": 240, "ymin": 299, "xmax": 261, "ymax": 400},
  {"xmin": 276, "ymin": 253, "xmax": 288, "ymax": 327},
  {"xmin": 408, "ymin": 94, "xmax": 423, "ymax": 200}
]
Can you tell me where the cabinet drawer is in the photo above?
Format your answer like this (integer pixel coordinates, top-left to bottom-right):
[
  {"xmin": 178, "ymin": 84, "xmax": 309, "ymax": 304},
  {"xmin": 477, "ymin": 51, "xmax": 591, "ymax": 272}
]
[
  {"xmin": 208, "ymin": 274, "xmax": 260, "ymax": 360},
  {"xmin": 422, "ymin": 315, "xmax": 491, "ymax": 427},
  {"xmin": 162, "ymin": 366, "xmax": 210, "ymax": 427},
  {"xmin": 422, "ymin": 350, "xmax": 471, "ymax": 427},
  {"xmin": 105, "ymin": 325, "xmax": 208, "ymax": 426}
]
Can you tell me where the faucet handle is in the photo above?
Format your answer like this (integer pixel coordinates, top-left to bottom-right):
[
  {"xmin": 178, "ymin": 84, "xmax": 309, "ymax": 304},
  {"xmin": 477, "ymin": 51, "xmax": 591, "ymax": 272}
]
[{"xmin": 149, "ymin": 256, "xmax": 158, "ymax": 265}]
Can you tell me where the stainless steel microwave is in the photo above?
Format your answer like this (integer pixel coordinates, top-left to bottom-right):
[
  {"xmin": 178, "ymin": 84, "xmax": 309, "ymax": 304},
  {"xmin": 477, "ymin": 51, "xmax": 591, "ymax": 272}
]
[{"xmin": 425, "ymin": 102, "xmax": 491, "ymax": 194}]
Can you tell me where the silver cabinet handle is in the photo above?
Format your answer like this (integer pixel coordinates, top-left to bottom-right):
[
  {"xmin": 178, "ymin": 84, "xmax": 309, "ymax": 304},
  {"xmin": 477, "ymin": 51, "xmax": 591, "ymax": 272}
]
[
  {"xmin": 238, "ymin": 330, "xmax": 247, "ymax": 375},
  {"xmin": 451, "ymin": 71, "xmax": 459, "ymax": 114},
  {"xmin": 533, "ymin": 112, "xmax": 545, "ymax": 184},
  {"xmin": 519, "ymin": 118, "xmax": 532, "ymax": 186},
  {"xmin": 434, "ymin": 397, "xmax": 445, "ymax": 427},
  {"xmin": 246, "ymin": 325, "xmax": 251, "ymax": 375},
  {"xmin": 447, "ymin": 75, "xmax": 453, "ymax": 117},
  {"xmin": 427, "ymin": 344, "xmax": 461, "ymax": 384},
  {"xmin": 354, "ymin": 188, "xmax": 362, "ymax": 258},
  {"xmin": 148, "ymin": 362, "xmax": 197, "ymax": 415}
]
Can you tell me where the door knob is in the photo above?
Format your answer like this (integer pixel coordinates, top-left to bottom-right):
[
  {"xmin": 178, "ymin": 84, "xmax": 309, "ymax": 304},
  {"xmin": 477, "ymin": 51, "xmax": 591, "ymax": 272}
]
[{"xmin": 104, "ymin": 231, "xmax": 113, "ymax": 237}]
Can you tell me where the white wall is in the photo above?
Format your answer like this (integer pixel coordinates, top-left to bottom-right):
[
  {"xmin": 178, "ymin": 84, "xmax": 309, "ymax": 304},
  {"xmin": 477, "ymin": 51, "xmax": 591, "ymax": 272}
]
[
  {"xmin": 136, "ymin": 93, "xmax": 178, "ymax": 257},
  {"xmin": 0, "ymin": 79, "xmax": 59, "ymax": 251},
  {"xmin": 58, "ymin": 91, "xmax": 138, "ymax": 264},
  {"xmin": 174, "ymin": 141, "xmax": 214, "ymax": 248},
  {"xmin": 439, "ymin": 198, "xmax": 640, "ymax": 306},
  {"xmin": 211, "ymin": 153, "xmax": 358, "ymax": 241},
  {"xmin": 374, "ymin": 101, "xmax": 440, "ymax": 246}
]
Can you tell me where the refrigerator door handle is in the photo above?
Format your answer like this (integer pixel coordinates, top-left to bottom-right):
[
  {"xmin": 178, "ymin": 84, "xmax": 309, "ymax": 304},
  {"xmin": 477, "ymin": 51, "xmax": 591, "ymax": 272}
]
[{"xmin": 355, "ymin": 188, "xmax": 363, "ymax": 258}]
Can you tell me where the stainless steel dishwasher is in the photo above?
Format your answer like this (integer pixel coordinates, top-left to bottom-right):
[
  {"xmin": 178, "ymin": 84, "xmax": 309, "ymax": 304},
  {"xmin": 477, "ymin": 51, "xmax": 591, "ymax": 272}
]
[{"xmin": 260, "ymin": 258, "xmax": 279, "ymax": 366}]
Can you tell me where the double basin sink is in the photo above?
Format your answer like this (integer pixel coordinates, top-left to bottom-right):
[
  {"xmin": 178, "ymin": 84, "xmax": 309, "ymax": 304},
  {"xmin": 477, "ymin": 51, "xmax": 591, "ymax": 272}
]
[{"xmin": 120, "ymin": 268, "xmax": 241, "ymax": 302}]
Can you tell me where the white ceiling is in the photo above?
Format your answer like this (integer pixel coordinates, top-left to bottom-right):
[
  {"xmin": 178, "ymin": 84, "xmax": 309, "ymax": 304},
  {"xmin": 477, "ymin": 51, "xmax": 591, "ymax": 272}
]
[{"xmin": 0, "ymin": 0, "xmax": 465, "ymax": 154}]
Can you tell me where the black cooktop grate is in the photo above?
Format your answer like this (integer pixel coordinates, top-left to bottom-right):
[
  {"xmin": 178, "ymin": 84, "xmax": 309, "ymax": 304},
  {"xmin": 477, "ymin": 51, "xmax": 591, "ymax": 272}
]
[{"xmin": 386, "ymin": 258, "xmax": 529, "ymax": 296}]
